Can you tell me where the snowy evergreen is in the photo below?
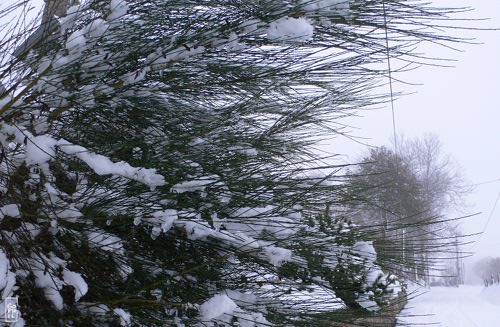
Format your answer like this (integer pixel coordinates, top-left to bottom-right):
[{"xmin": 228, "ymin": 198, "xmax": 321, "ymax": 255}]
[{"xmin": 0, "ymin": 0, "xmax": 469, "ymax": 325}]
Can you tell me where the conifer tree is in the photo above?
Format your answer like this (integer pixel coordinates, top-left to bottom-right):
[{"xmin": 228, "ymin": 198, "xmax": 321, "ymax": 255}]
[
  {"xmin": 347, "ymin": 139, "xmax": 469, "ymax": 283},
  {"xmin": 0, "ymin": 0, "xmax": 472, "ymax": 325}
]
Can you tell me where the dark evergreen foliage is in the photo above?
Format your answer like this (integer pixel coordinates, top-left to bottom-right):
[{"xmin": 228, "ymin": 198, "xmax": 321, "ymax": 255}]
[{"xmin": 0, "ymin": 0, "xmax": 472, "ymax": 325}]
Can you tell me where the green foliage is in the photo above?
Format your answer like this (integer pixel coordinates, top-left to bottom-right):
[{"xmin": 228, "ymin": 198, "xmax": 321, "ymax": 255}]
[{"xmin": 0, "ymin": 0, "xmax": 470, "ymax": 325}]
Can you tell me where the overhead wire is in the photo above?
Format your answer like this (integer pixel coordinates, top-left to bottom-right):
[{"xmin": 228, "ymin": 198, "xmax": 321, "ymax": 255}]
[
  {"xmin": 468, "ymin": 178, "xmax": 500, "ymax": 187},
  {"xmin": 382, "ymin": 2, "xmax": 398, "ymax": 153},
  {"xmin": 472, "ymin": 190, "xmax": 500, "ymax": 249}
]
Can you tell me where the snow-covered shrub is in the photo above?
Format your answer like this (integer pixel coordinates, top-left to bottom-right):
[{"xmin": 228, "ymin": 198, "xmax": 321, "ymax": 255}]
[{"xmin": 0, "ymin": 0, "xmax": 468, "ymax": 325}]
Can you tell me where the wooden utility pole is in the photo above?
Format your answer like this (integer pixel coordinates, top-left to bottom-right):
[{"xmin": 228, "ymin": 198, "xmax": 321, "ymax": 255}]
[
  {"xmin": 42, "ymin": 0, "xmax": 71, "ymax": 24},
  {"xmin": 455, "ymin": 235, "xmax": 462, "ymax": 285},
  {"xmin": 12, "ymin": 0, "xmax": 76, "ymax": 58}
]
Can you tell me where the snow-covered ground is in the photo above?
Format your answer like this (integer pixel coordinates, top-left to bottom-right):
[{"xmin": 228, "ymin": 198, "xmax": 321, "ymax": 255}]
[{"xmin": 397, "ymin": 285, "xmax": 500, "ymax": 327}]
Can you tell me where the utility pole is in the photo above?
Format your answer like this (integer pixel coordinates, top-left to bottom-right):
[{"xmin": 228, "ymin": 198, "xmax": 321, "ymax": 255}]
[
  {"xmin": 42, "ymin": 0, "xmax": 71, "ymax": 24},
  {"xmin": 12, "ymin": 0, "xmax": 75, "ymax": 58},
  {"xmin": 455, "ymin": 235, "xmax": 461, "ymax": 286}
]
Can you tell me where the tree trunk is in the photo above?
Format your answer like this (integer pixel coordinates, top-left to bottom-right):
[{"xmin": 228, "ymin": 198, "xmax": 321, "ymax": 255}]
[{"xmin": 42, "ymin": 0, "xmax": 74, "ymax": 24}]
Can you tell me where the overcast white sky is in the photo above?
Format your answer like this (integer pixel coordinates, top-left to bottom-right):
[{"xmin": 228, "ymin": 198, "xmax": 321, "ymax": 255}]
[
  {"xmin": 1, "ymin": 0, "xmax": 499, "ymax": 262},
  {"xmin": 334, "ymin": 0, "xmax": 500, "ymax": 261},
  {"xmin": 399, "ymin": 0, "xmax": 500, "ymax": 261}
]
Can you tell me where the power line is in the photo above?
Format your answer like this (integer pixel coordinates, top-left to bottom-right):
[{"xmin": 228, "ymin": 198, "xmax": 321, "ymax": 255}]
[
  {"xmin": 468, "ymin": 178, "xmax": 500, "ymax": 187},
  {"xmin": 473, "ymin": 190, "xmax": 500, "ymax": 248},
  {"xmin": 383, "ymin": 2, "xmax": 410, "ymax": 270},
  {"xmin": 382, "ymin": 2, "xmax": 398, "ymax": 154}
]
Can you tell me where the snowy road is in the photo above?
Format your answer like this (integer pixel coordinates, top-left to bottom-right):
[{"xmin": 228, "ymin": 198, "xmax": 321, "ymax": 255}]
[{"xmin": 397, "ymin": 285, "xmax": 500, "ymax": 327}]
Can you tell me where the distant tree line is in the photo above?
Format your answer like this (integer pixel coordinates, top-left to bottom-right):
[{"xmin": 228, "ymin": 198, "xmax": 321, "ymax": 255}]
[{"xmin": 474, "ymin": 257, "xmax": 500, "ymax": 287}]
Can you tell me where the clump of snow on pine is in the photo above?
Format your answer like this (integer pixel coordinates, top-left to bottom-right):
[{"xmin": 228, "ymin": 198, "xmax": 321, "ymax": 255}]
[
  {"xmin": 0, "ymin": 250, "xmax": 17, "ymax": 300},
  {"xmin": 170, "ymin": 175, "xmax": 232, "ymax": 204},
  {"xmin": 87, "ymin": 231, "xmax": 125, "ymax": 255},
  {"xmin": 86, "ymin": 18, "xmax": 109, "ymax": 38},
  {"xmin": 183, "ymin": 220, "xmax": 215, "ymax": 240},
  {"xmin": 22, "ymin": 222, "xmax": 42, "ymax": 240},
  {"xmin": 153, "ymin": 209, "xmax": 178, "ymax": 232},
  {"xmin": 0, "ymin": 94, "xmax": 13, "ymax": 109},
  {"xmin": 350, "ymin": 240, "xmax": 400, "ymax": 309},
  {"xmin": 147, "ymin": 44, "xmax": 206, "ymax": 68},
  {"xmin": 45, "ymin": 182, "xmax": 61, "ymax": 203},
  {"xmin": 121, "ymin": 67, "xmax": 150, "ymax": 85},
  {"xmin": 51, "ymin": 53, "xmax": 73, "ymax": 69},
  {"xmin": 32, "ymin": 266, "xmax": 64, "ymax": 310},
  {"xmin": 210, "ymin": 32, "xmax": 239, "ymax": 51},
  {"xmin": 62, "ymin": 270, "xmax": 88, "ymax": 302},
  {"xmin": 299, "ymin": 0, "xmax": 351, "ymax": 16},
  {"xmin": 351, "ymin": 241, "xmax": 386, "ymax": 288},
  {"xmin": 267, "ymin": 17, "xmax": 314, "ymax": 42},
  {"xmin": 224, "ymin": 290, "xmax": 257, "ymax": 305},
  {"xmin": 0, "ymin": 125, "xmax": 165, "ymax": 189},
  {"xmin": 240, "ymin": 19, "xmax": 261, "ymax": 34},
  {"xmin": 28, "ymin": 252, "xmax": 89, "ymax": 310},
  {"xmin": 66, "ymin": 29, "xmax": 86, "ymax": 54},
  {"xmin": 353, "ymin": 241, "xmax": 377, "ymax": 263},
  {"xmin": 86, "ymin": 230, "xmax": 133, "ymax": 278},
  {"xmin": 357, "ymin": 291, "xmax": 379, "ymax": 311},
  {"xmin": 147, "ymin": 209, "xmax": 178, "ymax": 239},
  {"xmin": 263, "ymin": 282, "xmax": 346, "ymax": 312},
  {"xmin": 55, "ymin": 204, "xmax": 83, "ymax": 222},
  {"xmin": 262, "ymin": 245, "xmax": 292, "ymax": 267},
  {"xmin": 198, "ymin": 291, "xmax": 272, "ymax": 326},
  {"xmin": 365, "ymin": 268, "xmax": 384, "ymax": 286},
  {"xmin": 0, "ymin": 204, "xmax": 21, "ymax": 220},
  {"xmin": 113, "ymin": 308, "xmax": 132, "ymax": 327},
  {"xmin": 0, "ymin": 248, "xmax": 23, "ymax": 326},
  {"xmin": 108, "ymin": 0, "xmax": 129, "ymax": 21},
  {"xmin": 188, "ymin": 137, "xmax": 205, "ymax": 146},
  {"xmin": 170, "ymin": 175, "xmax": 219, "ymax": 193},
  {"xmin": 228, "ymin": 145, "xmax": 258, "ymax": 156},
  {"xmin": 58, "ymin": 140, "xmax": 165, "ymax": 189},
  {"xmin": 58, "ymin": 4, "xmax": 81, "ymax": 34},
  {"xmin": 25, "ymin": 135, "xmax": 57, "ymax": 172},
  {"xmin": 83, "ymin": 303, "xmax": 110, "ymax": 317},
  {"xmin": 199, "ymin": 293, "xmax": 238, "ymax": 320},
  {"xmin": 36, "ymin": 58, "xmax": 51, "ymax": 74},
  {"xmin": 384, "ymin": 274, "xmax": 401, "ymax": 295},
  {"xmin": 226, "ymin": 206, "xmax": 299, "ymax": 238}
]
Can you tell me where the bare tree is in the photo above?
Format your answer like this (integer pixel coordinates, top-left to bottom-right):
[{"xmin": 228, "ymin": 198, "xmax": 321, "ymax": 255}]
[
  {"xmin": 347, "ymin": 135, "xmax": 469, "ymax": 283},
  {"xmin": 474, "ymin": 257, "xmax": 500, "ymax": 286},
  {"xmin": 400, "ymin": 133, "xmax": 469, "ymax": 219}
]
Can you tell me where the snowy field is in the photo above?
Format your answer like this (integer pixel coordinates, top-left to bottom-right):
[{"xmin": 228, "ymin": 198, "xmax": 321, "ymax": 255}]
[{"xmin": 397, "ymin": 285, "xmax": 500, "ymax": 326}]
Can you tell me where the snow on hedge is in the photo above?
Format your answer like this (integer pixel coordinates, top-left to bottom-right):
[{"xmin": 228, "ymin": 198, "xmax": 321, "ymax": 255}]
[
  {"xmin": 299, "ymin": 0, "xmax": 351, "ymax": 15},
  {"xmin": 0, "ymin": 250, "xmax": 23, "ymax": 325},
  {"xmin": 113, "ymin": 308, "xmax": 132, "ymax": 327},
  {"xmin": 199, "ymin": 291, "xmax": 272, "ymax": 326},
  {"xmin": 267, "ymin": 17, "xmax": 314, "ymax": 42},
  {"xmin": 0, "ymin": 0, "xmax": 410, "ymax": 324},
  {"xmin": 199, "ymin": 293, "xmax": 238, "ymax": 321},
  {"xmin": 0, "ymin": 123, "xmax": 165, "ymax": 189},
  {"xmin": 0, "ymin": 204, "xmax": 21, "ymax": 220},
  {"xmin": 0, "ymin": 250, "xmax": 17, "ymax": 301}
]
